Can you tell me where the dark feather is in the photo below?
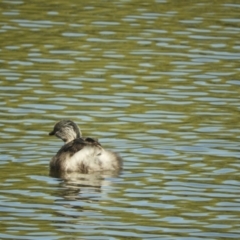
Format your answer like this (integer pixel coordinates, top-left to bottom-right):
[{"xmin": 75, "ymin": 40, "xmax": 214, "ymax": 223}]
[{"xmin": 56, "ymin": 137, "xmax": 101, "ymax": 157}]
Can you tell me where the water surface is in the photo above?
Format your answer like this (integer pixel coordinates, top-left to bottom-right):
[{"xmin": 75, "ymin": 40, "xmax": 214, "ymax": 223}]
[{"xmin": 0, "ymin": 0, "xmax": 240, "ymax": 239}]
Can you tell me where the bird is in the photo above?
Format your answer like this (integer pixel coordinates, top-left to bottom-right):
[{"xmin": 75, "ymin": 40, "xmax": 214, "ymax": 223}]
[{"xmin": 49, "ymin": 120, "xmax": 122, "ymax": 174}]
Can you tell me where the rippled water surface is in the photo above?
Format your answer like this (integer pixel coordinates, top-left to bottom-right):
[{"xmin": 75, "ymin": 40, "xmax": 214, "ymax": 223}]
[{"xmin": 0, "ymin": 0, "xmax": 240, "ymax": 239}]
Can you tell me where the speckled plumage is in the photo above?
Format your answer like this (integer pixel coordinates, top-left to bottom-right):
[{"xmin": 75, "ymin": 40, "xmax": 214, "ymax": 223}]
[{"xmin": 49, "ymin": 120, "xmax": 122, "ymax": 173}]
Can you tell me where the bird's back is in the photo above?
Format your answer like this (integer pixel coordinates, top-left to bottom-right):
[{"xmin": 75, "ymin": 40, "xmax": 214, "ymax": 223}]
[{"xmin": 50, "ymin": 137, "xmax": 122, "ymax": 173}]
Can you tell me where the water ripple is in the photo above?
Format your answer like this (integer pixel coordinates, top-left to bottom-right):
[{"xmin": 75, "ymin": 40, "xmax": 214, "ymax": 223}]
[{"xmin": 0, "ymin": 0, "xmax": 240, "ymax": 239}]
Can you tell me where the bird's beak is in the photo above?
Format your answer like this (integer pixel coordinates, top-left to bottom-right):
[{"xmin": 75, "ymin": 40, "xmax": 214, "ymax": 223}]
[{"xmin": 49, "ymin": 130, "xmax": 55, "ymax": 136}]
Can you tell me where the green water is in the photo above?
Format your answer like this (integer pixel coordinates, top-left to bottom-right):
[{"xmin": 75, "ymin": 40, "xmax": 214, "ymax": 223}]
[{"xmin": 0, "ymin": 0, "xmax": 240, "ymax": 239}]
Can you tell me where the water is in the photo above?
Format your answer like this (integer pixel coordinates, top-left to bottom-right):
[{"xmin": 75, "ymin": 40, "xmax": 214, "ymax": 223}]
[{"xmin": 0, "ymin": 0, "xmax": 240, "ymax": 239}]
